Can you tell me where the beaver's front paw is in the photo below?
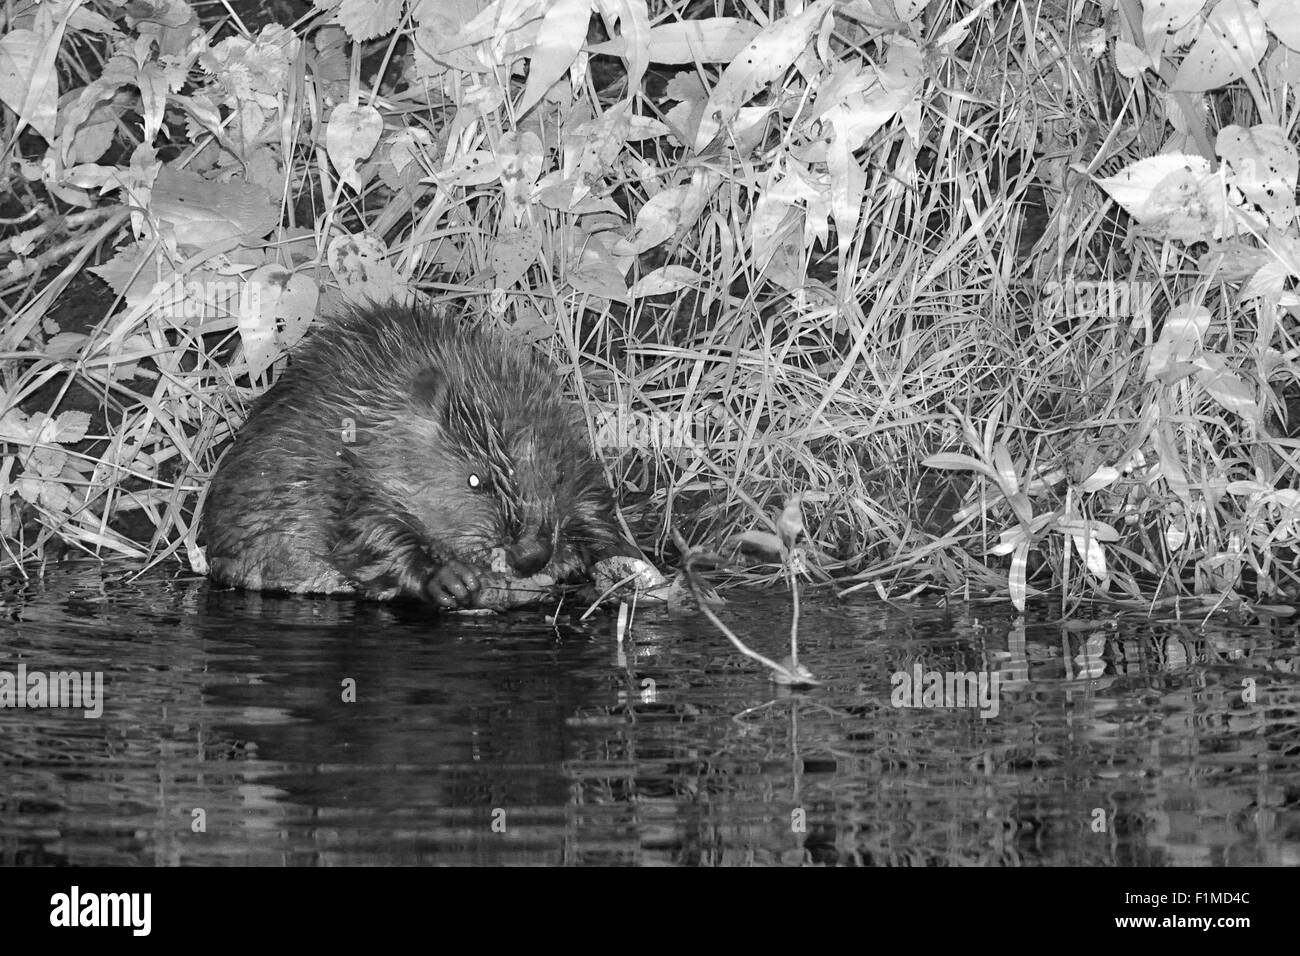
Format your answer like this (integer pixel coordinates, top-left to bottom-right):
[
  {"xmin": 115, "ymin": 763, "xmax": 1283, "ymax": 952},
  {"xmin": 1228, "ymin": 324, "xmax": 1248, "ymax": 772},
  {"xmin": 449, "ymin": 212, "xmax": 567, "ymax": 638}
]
[{"xmin": 425, "ymin": 560, "xmax": 482, "ymax": 609}]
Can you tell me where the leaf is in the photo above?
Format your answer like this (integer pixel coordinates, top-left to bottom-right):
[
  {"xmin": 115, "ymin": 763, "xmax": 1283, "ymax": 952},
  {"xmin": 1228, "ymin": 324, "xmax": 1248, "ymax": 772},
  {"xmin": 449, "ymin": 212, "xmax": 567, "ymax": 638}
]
[
  {"xmin": 136, "ymin": 61, "xmax": 174, "ymax": 145},
  {"xmin": 434, "ymin": 150, "xmax": 501, "ymax": 187},
  {"xmin": 410, "ymin": 0, "xmax": 486, "ymax": 27},
  {"xmin": 497, "ymin": 305, "xmax": 549, "ymax": 347},
  {"xmin": 534, "ymin": 172, "xmax": 578, "ymax": 210},
  {"xmin": 45, "ymin": 333, "xmax": 89, "ymax": 360},
  {"xmin": 777, "ymin": 493, "xmax": 805, "ymax": 548},
  {"xmin": 276, "ymin": 273, "xmax": 320, "ymax": 352},
  {"xmin": 628, "ymin": 265, "xmax": 702, "ymax": 297},
  {"xmin": 326, "ymin": 104, "xmax": 384, "ymax": 192},
  {"xmin": 1114, "ymin": 38, "xmax": 1152, "ymax": 78},
  {"xmin": 819, "ymin": 59, "xmax": 912, "ymax": 154},
  {"xmin": 750, "ymin": 185, "xmax": 797, "ymax": 271},
  {"xmin": 68, "ymin": 98, "xmax": 121, "ymax": 165},
  {"xmin": 1226, "ymin": 480, "xmax": 1270, "ymax": 500},
  {"xmin": 69, "ymin": 6, "xmax": 122, "ymax": 35},
  {"xmin": 517, "ymin": 0, "xmax": 593, "ymax": 118},
  {"xmin": 594, "ymin": 0, "xmax": 650, "ymax": 98},
  {"xmin": 334, "ymin": 0, "xmax": 403, "ymax": 42},
  {"xmin": 1096, "ymin": 154, "xmax": 1211, "ymax": 213},
  {"xmin": 0, "ymin": 409, "xmax": 31, "ymax": 444},
  {"xmin": 1155, "ymin": 422, "xmax": 1192, "ymax": 507},
  {"xmin": 1216, "ymin": 124, "xmax": 1298, "ymax": 230},
  {"xmin": 23, "ymin": 444, "xmax": 72, "ymax": 481},
  {"xmin": 663, "ymin": 71, "xmax": 708, "ymax": 144},
  {"xmin": 65, "ymin": 164, "xmax": 122, "ymax": 192},
  {"xmin": 992, "ymin": 442, "xmax": 1019, "ymax": 496},
  {"xmin": 200, "ymin": 25, "xmax": 302, "ymax": 110},
  {"xmin": 932, "ymin": 0, "xmax": 996, "ymax": 47},
  {"xmin": 491, "ymin": 228, "xmax": 541, "ymax": 288},
  {"xmin": 241, "ymin": 267, "xmax": 320, "ymax": 362},
  {"xmin": 178, "ymin": 90, "xmax": 222, "ymax": 137},
  {"xmin": 1197, "ymin": 365, "xmax": 1258, "ymax": 421},
  {"xmin": 498, "ymin": 131, "xmax": 544, "ymax": 223},
  {"xmin": 1268, "ymin": 489, "xmax": 1300, "ymax": 511},
  {"xmin": 412, "ymin": 0, "xmax": 538, "ymax": 75},
  {"xmin": 922, "ymin": 452, "xmax": 999, "ymax": 482},
  {"xmin": 327, "ymin": 233, "xmax": 407, "ymax": 305},
  {"xmin": 568, "ymin": 233, "xmax": 628, "ymax": 302},
  {"xmin": 1142, "ymin": 0, "xmax": 1203, "ymax": 36},
  {"xmin": 569, "ymin": 105, "xmax": 636, "ymax": 193},
  {"xmin": 1146, "ymin": 300, "xmax": 1210, "ymax": 382},
  {"xmin": 1146, "ymin": 344, "xmax": 1195, "ymax": 386},
  {"xmin": 1008, "ymin": 539, "xmax": 1029, "ymax": 612},
  {"xmin": 621, "ymin": 184, "xmax": 691, "ymax": 254},
  {"xmin": 624, "ymin": 115, "xmax": 670, "ymax": 141},
  {"xmin": 1079, "ymin": 466, "xmax": 1120, "ymax": 493},
  {"xmin": 90, "ymin": 242, "xmax": 168, "ymax": 307},
  {"xmin": 1165, "ymin": 521, "xmax": 1187, "ymax": 551},
  {"xmin": 1199, "ymin": 239, "xmax": 1271, "ymax": 281},
  {"xmin": 15, "ymin": 477, "xmax": 73, "ymax": 513},
  {"xmin": 1266, "ymin": 44, "xmax": 1300, "ymax": 89},
  {"xmin": 731, "ymin": 530, "xmax": 781, "ymax": 559},
  {"xmin": 135, "ymin": 0, "xmax": 199, "ymax": 29},
  {"xmin": 26, "ymin": 447, "xmax": 69, "ymax": 483},
  {"xmin": 893, "ymin": 0, "xmax": 930, "ymax": 20},
  {"xmin": 1171, "ymin": 0, "xmax": 1267, "ymax": 92},
  {"xmin": 1068, "ymin": 528, "xmax": 1109, "ymax": 578},
  {"xmin": 1056, "ymin": 519, "xmax": 1121, "ymax": 543},
  {"xmin": 1093, "ymin": 155, "xmax": 1223, "ymax": 241},
  {"xmin": 234, "ymin": 287, "xmax": 279, "ymax": 381},
  {"xmin": 388, "ymin": 126, "xmax": 433, "ymax": 175},
  {"xmin": 1241, "ymin": 258, "xmax": 1290, "ymax": 300},
  {"xmin": 589, "ymin": 17, "xmax": 760, "ymax": 63},
  {"xmin": 826, "ymin": 128, "xmax": 864, "ymax": 266},
  {"xmin": 381, "ymin": 128, "xmax": 431, "ymax": 190},
  {"xmin": 0, "ymin": 28, "xmax": 59, "ymax": 142},
  {"xmin": 53, "ymin": 411, "xmax": 91, "ymax": 444},
  {"xmin": 150, "ymin": 167, "xmax": 278, "ymax": 247},
  {"xmin": 693, "ymin": 0, "xmax": 834, "ymax": 151},
  {"xmin": 591, "ymin": 552, "xmax": 668, "ymax": 595},
  {"xmin": 1261, "ymin": 0, "xmax": 1300, "ymax": 52}
]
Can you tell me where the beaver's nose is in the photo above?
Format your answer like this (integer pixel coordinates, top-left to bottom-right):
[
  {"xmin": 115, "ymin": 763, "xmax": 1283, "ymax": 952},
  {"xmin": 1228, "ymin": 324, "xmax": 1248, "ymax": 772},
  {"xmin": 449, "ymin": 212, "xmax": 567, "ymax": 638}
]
[{"xmin": 506, "ymin": 537, "xmax": 552, "ymax": 576}]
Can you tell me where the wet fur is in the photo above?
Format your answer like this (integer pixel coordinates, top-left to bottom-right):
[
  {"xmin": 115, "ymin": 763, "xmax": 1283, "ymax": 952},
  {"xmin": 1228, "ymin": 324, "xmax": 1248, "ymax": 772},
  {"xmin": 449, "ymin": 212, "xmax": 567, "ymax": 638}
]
[{"xmin": 203, "ymin": 302, "xmax": 619, "ymax": 602}]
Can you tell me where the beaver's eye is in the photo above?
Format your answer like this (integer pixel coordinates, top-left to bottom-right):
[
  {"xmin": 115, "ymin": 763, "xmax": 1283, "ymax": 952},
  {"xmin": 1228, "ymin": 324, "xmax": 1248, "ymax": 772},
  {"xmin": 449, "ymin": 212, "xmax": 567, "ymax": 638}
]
[{"xmin": 467, "ymin": 472, "xmax": 488, "ymax": 491}]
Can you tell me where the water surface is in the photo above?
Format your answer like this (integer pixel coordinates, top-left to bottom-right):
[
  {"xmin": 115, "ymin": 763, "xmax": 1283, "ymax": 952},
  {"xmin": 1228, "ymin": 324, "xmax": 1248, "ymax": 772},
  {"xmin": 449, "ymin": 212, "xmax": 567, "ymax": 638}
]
[{"xmin": 2, "ymin": 564, "xmax": 1298, "ymax": 865}]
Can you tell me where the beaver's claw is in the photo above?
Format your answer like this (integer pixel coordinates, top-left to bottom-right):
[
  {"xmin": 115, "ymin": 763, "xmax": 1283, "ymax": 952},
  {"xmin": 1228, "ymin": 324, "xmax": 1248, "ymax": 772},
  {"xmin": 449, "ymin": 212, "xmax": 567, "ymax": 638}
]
[{"xmin": 426, "ymin": 560, "xmax": 482, "ymax": 609}]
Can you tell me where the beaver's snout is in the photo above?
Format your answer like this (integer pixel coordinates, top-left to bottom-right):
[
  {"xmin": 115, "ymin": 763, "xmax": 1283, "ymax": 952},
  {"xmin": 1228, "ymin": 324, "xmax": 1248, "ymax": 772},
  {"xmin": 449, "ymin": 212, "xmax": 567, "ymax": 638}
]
[{"xmin": 506, "ymin": 536, "xmax": 553, "ymax": 575}]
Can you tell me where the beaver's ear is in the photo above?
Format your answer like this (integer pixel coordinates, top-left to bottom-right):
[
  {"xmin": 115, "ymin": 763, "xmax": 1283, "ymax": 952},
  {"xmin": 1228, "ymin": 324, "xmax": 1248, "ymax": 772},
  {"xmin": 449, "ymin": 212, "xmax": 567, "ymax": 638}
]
[{"xmin": 411, "ymin": 367, "xmax": 446, "ymax": 411}]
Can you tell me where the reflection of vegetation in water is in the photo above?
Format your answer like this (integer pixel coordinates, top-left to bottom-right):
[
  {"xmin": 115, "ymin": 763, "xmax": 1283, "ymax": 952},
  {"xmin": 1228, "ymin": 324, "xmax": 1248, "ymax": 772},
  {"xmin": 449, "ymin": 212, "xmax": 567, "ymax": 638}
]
[
  {"xmin": 2, "ymin": 570, "xmax": 1298, "ymax": 865},
  {"xmin": 4, "ymin": 2, "xmax": 1300, "ymax": 612}
]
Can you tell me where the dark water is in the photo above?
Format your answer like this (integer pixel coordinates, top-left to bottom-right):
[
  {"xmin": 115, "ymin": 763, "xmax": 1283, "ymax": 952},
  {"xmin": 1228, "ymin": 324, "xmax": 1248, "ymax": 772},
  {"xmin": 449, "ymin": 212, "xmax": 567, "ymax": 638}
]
[{"xmin": 2, "ymin": 564, "xmax": 1299, "ymax": 866}]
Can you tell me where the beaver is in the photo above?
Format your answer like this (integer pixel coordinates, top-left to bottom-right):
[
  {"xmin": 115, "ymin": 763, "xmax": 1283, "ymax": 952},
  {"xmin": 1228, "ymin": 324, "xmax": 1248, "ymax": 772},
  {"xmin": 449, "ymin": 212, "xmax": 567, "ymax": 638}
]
[{"xmin": 202, "ymin": 301, "xmax": 626, "ymax": 609}]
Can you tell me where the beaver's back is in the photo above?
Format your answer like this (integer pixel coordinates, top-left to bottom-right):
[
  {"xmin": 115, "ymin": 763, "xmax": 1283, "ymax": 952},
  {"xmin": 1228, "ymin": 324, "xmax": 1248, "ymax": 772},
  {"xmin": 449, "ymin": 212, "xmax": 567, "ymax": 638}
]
[{"xmin": 203, "ymin": 342, "xmax": 355, "ymax": 593}]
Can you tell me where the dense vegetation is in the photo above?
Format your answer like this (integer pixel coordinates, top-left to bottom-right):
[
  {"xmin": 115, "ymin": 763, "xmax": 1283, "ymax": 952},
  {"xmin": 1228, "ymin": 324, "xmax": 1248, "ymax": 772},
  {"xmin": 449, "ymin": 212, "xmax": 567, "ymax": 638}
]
[{"xmin": 2, "ymin": 0, "xmax": 1299, "ymax": 616}]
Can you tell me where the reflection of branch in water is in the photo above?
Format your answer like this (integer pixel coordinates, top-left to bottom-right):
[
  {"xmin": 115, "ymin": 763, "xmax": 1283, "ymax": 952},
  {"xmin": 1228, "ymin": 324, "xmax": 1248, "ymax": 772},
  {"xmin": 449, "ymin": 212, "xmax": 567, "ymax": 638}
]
[{"xmin": 679, "ymin": 533, "xmax": 820, "ymax": 687}]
